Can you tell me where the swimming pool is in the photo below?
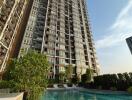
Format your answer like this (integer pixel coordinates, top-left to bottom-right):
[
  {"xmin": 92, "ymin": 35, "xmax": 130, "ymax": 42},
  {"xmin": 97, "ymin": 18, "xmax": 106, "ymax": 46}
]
[{"xmin": 42, "ymin": 89, "xmax": 132, "ymax": 100}]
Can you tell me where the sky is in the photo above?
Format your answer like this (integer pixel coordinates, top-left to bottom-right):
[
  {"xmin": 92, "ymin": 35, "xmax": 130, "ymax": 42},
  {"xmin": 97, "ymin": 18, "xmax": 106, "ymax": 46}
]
[{"xmin": 87, "ymin": 0, "xmax": 132, "ymax": 74}]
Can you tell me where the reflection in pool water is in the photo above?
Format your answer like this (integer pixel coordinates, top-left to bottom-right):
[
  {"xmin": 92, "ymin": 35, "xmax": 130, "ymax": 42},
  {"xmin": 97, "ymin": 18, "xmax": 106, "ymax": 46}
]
[{"xmin": 41, "ymin": 89, "xmax": 132, "ymax": 100}]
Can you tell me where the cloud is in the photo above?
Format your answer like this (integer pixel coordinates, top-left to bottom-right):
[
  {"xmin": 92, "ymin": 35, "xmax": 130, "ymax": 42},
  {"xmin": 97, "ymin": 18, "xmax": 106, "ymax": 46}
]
[{"xmin": 96, "ymin": 1, "xmax": 132, "ymax": 49}]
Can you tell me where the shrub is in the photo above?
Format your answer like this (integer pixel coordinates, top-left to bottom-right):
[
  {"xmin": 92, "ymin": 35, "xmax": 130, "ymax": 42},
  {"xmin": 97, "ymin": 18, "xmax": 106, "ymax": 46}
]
[
  {"xmin": 98, "ymin": 86, "xmax": 102, "ymax": 90},
  {"xmin": 81, "ymin": 74, "xmax": 87, "ymax": 84},
  {"xmin": 84, "ymin": 82, "xmax": 95, "ymax": 89},
  {"xmin": 78, "ymin": 82, "xmax": 83, "ymax": 87},
  {"xmin": 93, "ymin": 73, "xmax": 132, "ymax": 91},
  {"xmin": 48, "ymin": 79, "xmax": 55, "ymax": 84},
  {"xmin": 59, "ymin": 72, "xmax": 65, "ymax": 83},
  {"xmin": 65, "ymin": 65, "xmax": 73, "ymax": 83},
  {"xmin": 71, "ymin": 75, "xmax": 79, "ymax": 84},
  {"xmin": 47, "ymin": 84, "xmax": 53, "ymax": 88},
  {"xmin": 0, "ymin": 80, "xmax": 10, "ymax": 89},
  {"xmin": 0, "ymin": 80, "xmax": 15, "ymax": 89},
  {"xmin": 127, "ymin": 87, "xmax": 132, "ymax": 93},
  {"xmin": 81, "ymin": 68, "xmax": 93, "ymax": 84},
  {"xmin": 110, "ymin": 87, "xmax": 117, "ymax": 91},
  {"xmin": 67, "ymin": 83, "xmax": 73, "ymax": 87}
]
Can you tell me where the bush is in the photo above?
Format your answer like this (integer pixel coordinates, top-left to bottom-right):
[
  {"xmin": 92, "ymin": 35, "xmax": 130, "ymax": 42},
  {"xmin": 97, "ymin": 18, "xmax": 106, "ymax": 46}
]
[
  {"xmin": 65, "ymin": 65, "xmax": 73, "ymax": 83},
  {"xmin": 47, "ymin": 84, "xmax": 53, "ymax": 88},
  {"xmin": 67, "ymin": 83, "xmax": 73, "ymax": 87},
  {"xmin": 110, "ymin": 87, "xmax": 117, "ymax": 91},
  {"xmin": 48, "ymin": 79, "xmax": 55, "ymax": 84},
  {"xmin": 127, "ymin": 87, "xmax": 132, "ymax": 93},
  {"xmin": 0, "ymin": 80, "xmax": 15, "ymax": 89},
  {"xmin": 81, "ymin": 68, "xmax": 93, "ymax": 84},
  {"xmin": 84, "ymin": 82, "xmax": 95, "ymax": 89},
  {"xmin": 71, "ymin": 75, "xmax": 79, "ymax": 84},
  {"xmin": 0, "ymin": 80, "xmax": 9, "ymax": 89},
  {"xmin": 78, "ymin": 82, "xmax": 83, "ymax": 87},
  {"xmin": 98, "ymin": 86, "xmax": 102, "ymax": 90},
  {"xmin": 93, "ymin": 73, "xmax": 132, "ymax": 91},
  {"xmin": 81, "ymin": 74, "xmax": 87, "ymax": 84}
]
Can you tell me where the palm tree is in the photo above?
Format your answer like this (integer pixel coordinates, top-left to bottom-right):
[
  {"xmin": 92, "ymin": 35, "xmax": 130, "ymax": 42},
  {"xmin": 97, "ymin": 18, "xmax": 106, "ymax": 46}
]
[
  {"xmin": 65, "ymin": 65, "xmax": 73, "ymax": 83},
  {"xmin": 59, "ymin": 72, "xmax": 65, "ymax": 83},
  {"xmin": 86, "ymin": 68, "xmax": 93, "ymax": 83},
  {"xmin": 81, "ymin": 68, "xmax": 93, "ymax": 84}
]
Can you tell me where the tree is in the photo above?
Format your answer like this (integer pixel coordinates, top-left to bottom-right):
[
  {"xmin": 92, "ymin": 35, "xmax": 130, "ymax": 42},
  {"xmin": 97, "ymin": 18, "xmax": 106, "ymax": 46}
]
[
  {"xmin": 65, "ymin": 65, "xmax": 73, "ymax": 83},
  {"xmin": 129, "ymin": 72, "xmax": 132, "ymax": 86},
  {"xmin": 86, "ymin": 68, "xmax": 93, "ymax": 83},
  {"xmin": 59, "ymin": 72, "xmax": 65, "ymax": 83},
  {"xmin": 81, "ymin": 68, "xmax": 93, "ymax": 84},
  {"xmin": 5, "ymin": 50, "xmax": 50, "ymax": 100},
  {"xmin": 72, "ymin": 74, "xmax": 79, "ymax": 84}
]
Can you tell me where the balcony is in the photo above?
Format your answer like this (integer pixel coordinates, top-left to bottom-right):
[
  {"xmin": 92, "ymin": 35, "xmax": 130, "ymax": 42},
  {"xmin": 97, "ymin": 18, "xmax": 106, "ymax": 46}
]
[
  {"xmin": 72, "ymin": 60, "xmax": 76, "ymax": 64},
  {"xmin": 0, "ymin": 45, "xmax": 7, "ymax": 66},
  {"xmin": 65, "ymin": 46, "xmax": 69, "ymax": 51},
  {"xmin": 65, "ymin": 59, "xmax": 70, "ymax": 64},
  {"xmin": 1, "ymin": 10, "xmax": 19, "ymax": 46},
  {"xmin": 1, "ymin": 27, "xmax": 14, "ymax": 47},
  {"xmin": 0, "ymin": 0, "xmax": 15, "ymax": 33},
  {"xmin": 65, "ymin": 52, "xmax": 70, "ymax": 58},
  {"xmin": 34, "ymin": 37, "xmax": 43, "ymax": 42}
]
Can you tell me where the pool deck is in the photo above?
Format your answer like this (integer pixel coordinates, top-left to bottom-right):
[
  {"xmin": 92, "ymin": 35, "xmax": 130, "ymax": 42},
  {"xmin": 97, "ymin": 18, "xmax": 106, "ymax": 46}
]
[{"xmin": 0, "ymin": 93, "xmax": 23, "ymax": 100}]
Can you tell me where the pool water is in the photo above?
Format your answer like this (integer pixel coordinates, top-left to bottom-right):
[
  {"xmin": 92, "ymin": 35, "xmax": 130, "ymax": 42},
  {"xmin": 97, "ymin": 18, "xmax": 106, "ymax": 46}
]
[{"xmin": 42, "ymin": 89, "xmax": 132, "ymax": 100}]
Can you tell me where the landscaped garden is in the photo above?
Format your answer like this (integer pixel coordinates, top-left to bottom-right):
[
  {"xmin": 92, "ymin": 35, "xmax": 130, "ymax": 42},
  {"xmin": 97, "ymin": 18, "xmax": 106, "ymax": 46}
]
[{"xmin": 0, "ymin": 50, "xmax": 132, "ymax": 100}]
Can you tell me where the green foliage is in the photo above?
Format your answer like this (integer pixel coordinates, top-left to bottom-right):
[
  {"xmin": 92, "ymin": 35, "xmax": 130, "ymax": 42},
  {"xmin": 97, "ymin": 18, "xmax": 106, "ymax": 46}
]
[
  {"xmin": 59, "ymin": 72, "xmax": 65, "ymax": 83},
  {"xmin": 110, "ymin": 87, "xmax": 117, "ymax": 91},
  {"xmin": 93, "ymin": 73, "xmax": 132, "ymax": 91},
  {"xmin": 81, "ymin": 68, "xmax": 93, "ymax": 84},
  {"xmin": 4, "ymin": 50, "xmax": 50, "ymax": 100},
  {"xmin": 71, "ymin": 75, "xmax": 79, "ymax": 84},
  {"xmin": 65, "ymin": 65, "xmax": 73, "ymax": 83},
  {"xmin": 3, "ymin": 58, "xmax": 16, "ymax": 80},
  {"xmin": 48, "ymin": 79, "xmax": 55, "ymax": 84},
  {"xmin": 86, "ymin": 68, "xmax": 93, "ymax": 83},
  {"xmin": 81, "ymin": 74, "xmax": 87, "ymax": 84},
  {"xmin": 0, "ymin": 80, "xmax": 15, "ymax": 89},
  {"xmin": 98, "ymin": 86, "xmax": 102, "ymax": 90},
  {"xmin": 127, "ymin": 87, "xmax": 132, "ymax": 93}
]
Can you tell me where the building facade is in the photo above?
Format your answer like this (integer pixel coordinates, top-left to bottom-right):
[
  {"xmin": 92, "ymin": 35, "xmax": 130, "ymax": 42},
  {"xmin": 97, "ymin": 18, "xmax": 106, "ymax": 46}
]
[
  {"xmin": 0, "ymin": 0, "xmax": 99, "ymax": 78},
  {"xmin": 126, "ymin": 36, "xmax": 132, "ymax": 54}
]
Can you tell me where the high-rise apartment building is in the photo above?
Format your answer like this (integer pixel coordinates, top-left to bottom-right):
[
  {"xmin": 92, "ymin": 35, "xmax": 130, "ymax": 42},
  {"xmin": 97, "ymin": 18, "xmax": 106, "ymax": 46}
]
[
  {"xmin": 126, "ymin": 36, "xmax": 132, "ymax": 54},
  {"xmin": 0, "ymin": 0, "xmax": 99, "ymax": 78}
]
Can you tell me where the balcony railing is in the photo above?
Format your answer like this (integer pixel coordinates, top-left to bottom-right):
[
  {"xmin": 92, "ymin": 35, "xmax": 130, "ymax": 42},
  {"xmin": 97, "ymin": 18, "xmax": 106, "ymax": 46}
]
[
  {"xmin": 0, "ymin": 0, "xmax": 15, "ymax": 34},
  {"xmin": 0, "ymin": 45, "xmax": 7, "ymax": 66}
]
